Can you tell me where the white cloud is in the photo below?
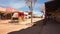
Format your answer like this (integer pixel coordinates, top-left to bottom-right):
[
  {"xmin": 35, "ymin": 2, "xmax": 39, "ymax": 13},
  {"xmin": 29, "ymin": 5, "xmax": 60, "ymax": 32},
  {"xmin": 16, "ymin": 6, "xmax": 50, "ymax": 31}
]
[
  {"xmin": 9, "ymin": 2, "xmax": 26, "ymax": 9},
  {"xmin": 34, "ymin": 3, "xmax": 45, "ymax": 9},
  {"xmin": 33, "ymin": 10, "xmax": 41, "ymax": 14},
  {"xmin": 9, "ymin": 0, "xmax": 26, "ymax": 9},
  {"xmin": 33, "ymin": 11, "xmax": 43, "ymax": 16},
  {"xmin": 0, "ymin": 0, "xmax": 26, "ymax": 9},
  {"xmin": 0, "ymin": 4, "xmax": 7, "ymax": 7},
  {"xmin": 39, "ymin": 4, "xmax": 45, "ymax": 11}
]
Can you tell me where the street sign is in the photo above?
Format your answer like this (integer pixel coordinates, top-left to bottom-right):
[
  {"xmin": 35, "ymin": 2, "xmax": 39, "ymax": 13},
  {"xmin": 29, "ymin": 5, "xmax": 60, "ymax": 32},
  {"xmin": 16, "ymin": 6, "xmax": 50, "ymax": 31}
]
[
  {"xmin": 32, "ymin": 0, "xmax": 37, "ymax": 7},
  {"xmin": 25, "ymin": 0, "xmax": 37, "ymax": 24},
  {"xmin": 26, "ymin": 0, "xmax": 37, "ymax": 9}
]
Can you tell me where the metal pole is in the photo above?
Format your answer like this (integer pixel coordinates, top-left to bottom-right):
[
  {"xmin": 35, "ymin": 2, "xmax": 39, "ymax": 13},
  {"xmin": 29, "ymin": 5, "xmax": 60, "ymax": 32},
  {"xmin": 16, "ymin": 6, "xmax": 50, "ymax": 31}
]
[
  {"xmin": 30, "ymin": 0, "xmax": 33, "ymax": 23},
  {"xmin": 11, "ymin": 13, "xmax": 12, "ymax": 20},
  {"xmin": 31, "ymin": 9, "xmax": 33, "ymax": 23}
]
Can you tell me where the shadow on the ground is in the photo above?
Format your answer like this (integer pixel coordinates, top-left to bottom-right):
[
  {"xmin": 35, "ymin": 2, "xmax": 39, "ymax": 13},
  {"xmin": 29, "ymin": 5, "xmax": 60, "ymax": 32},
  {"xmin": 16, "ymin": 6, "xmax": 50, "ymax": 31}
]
[
  {"xmin": 8, "ymin": 19, "xmax": 60, "ymax": 34},
  {"xmin": 8, "ymin": 19, "xmax": 45, "ymax": 34}
]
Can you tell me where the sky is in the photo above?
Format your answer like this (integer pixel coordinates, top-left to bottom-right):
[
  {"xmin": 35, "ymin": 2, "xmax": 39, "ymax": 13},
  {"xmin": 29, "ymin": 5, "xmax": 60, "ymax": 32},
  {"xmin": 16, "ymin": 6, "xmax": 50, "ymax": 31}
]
[{"xmin": 0, "ymin": 0, "xmax": 52, "ymax": 16}]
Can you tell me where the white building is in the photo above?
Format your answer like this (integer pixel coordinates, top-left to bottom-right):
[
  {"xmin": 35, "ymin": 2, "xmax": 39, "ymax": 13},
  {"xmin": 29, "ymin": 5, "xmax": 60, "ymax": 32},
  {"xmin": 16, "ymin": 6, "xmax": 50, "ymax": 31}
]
[{"xmin": 24, "ymin": 12, "xmax": 31, "ymax": 19}]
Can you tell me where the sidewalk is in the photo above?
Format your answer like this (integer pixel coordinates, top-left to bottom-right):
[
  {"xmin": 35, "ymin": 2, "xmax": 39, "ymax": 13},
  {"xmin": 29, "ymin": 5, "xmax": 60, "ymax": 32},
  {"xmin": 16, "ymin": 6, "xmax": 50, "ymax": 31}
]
[{"xmin": 19, "ymin": 18, "xmax": 42, "ymax": 24}]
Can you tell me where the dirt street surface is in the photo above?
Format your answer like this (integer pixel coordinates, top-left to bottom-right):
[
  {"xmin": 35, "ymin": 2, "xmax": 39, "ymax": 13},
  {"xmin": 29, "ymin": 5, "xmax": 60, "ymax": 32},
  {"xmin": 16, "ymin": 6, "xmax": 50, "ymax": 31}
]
[{"xmin": 0, "ymin": 18, "xmax": 42, "ymax": 34}]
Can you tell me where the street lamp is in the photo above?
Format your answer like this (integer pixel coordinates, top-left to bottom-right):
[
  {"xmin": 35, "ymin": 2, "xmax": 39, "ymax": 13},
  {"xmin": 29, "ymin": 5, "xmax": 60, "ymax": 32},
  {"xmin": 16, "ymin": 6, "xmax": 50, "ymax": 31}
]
[{"xmin": 25, "ymin": 0, "xmax": 37, "ymax": 24}]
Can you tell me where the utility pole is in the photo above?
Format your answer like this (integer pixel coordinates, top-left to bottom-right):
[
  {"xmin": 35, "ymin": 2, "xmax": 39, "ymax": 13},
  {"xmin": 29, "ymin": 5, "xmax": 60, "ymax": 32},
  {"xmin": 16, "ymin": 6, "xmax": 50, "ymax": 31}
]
[{"xmin": 30, "ymin": 0, "xmax": 33, "ymax": 23}]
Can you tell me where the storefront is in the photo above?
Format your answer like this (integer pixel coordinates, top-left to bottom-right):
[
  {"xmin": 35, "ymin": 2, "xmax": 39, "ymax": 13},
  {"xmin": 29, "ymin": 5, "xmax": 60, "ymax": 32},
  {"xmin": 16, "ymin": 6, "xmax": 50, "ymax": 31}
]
[{"xmin": 18, "ymin": 12, "xmax": 24, "ymax": 21}]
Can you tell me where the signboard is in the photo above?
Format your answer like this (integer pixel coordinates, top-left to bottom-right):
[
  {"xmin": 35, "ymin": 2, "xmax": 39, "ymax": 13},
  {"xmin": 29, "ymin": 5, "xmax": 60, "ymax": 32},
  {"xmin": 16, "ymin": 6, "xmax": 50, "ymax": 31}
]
[{"xmin": 26, "ymin": 0, "xmax": 37, "ymax": 9}]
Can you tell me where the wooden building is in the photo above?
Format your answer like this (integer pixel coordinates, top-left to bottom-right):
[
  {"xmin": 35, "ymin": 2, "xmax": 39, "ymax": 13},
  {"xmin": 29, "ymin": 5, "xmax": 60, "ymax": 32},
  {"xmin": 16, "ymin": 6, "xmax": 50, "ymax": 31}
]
[{"xmin": 45, "ymin": 0, "xmax": 60, "ymax": 22}]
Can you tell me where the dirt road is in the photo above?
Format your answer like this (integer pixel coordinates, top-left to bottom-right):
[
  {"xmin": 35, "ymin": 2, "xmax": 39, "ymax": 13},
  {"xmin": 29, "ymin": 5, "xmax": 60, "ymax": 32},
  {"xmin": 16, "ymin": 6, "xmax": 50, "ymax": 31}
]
[{"xmin": 0, "ymin": 18, "xmax": 42, "ymax": 34}]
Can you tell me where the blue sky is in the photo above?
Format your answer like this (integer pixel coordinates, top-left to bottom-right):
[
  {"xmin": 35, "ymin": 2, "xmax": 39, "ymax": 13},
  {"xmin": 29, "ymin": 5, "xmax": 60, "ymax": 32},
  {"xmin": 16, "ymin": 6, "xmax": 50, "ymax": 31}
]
[{"xmin": 0, "ymin": 0, "xmax": 51, "ymax": 16}]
